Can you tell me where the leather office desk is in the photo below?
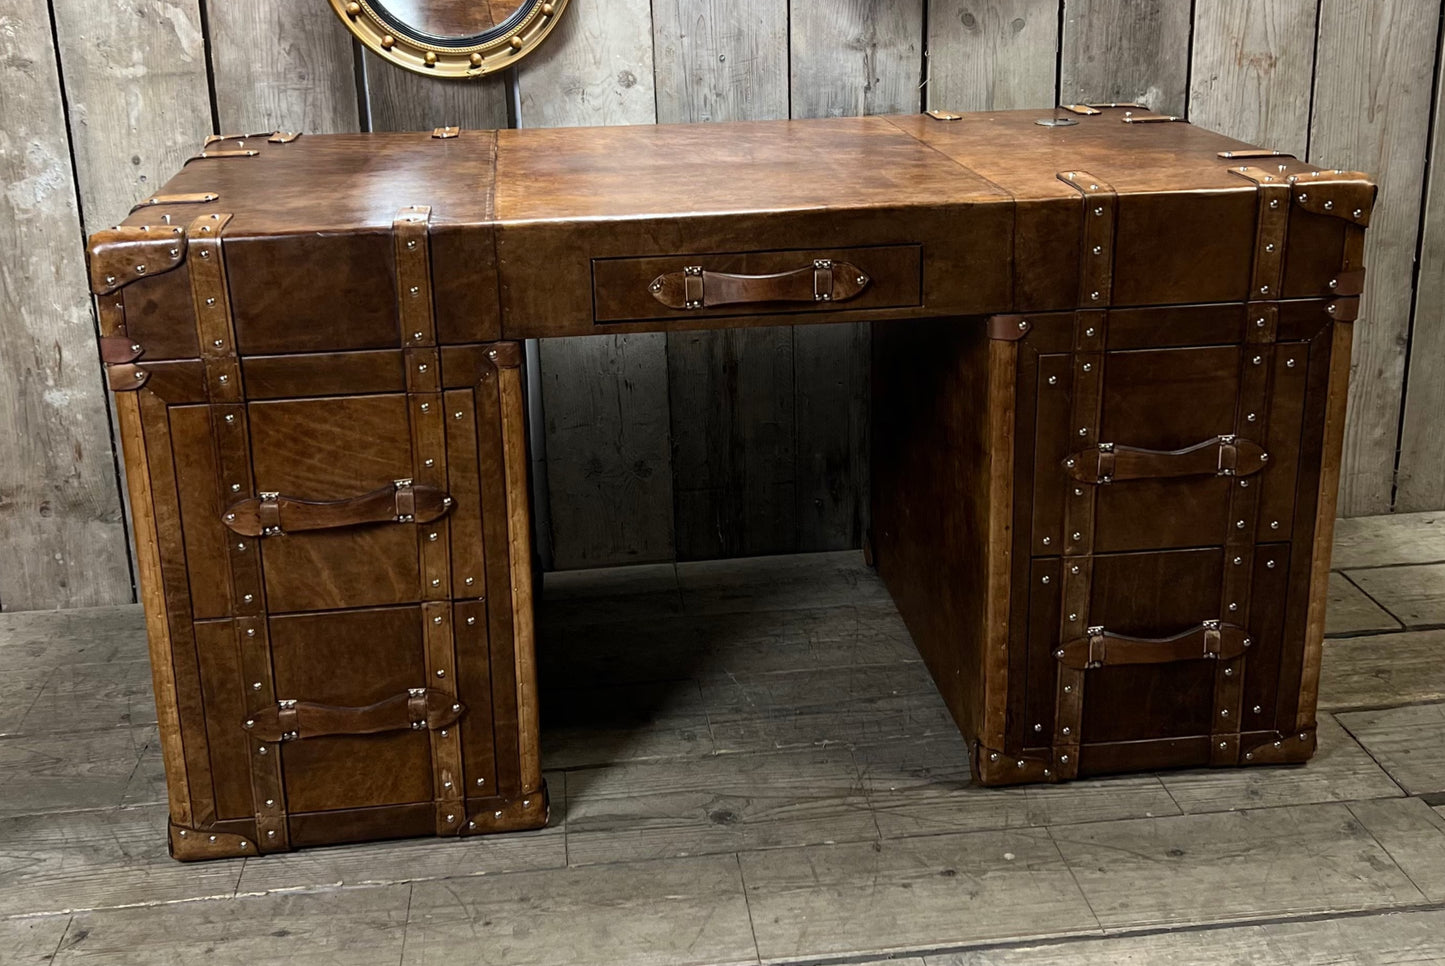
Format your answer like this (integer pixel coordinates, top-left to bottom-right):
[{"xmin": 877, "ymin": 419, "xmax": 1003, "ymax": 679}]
[{"xmin": 88, "ymin": 109, "xmax": 1374, "ymax": 857}]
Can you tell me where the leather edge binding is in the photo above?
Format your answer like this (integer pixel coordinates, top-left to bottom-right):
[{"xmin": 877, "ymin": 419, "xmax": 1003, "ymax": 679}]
[
  {"xmin": 87, "ymin": 224, "xmax": 188, "ymax": 294},
  {"xmin": 169, "ymin": 821, "xmax": 256, "ymax": 861},
  {"xmin": 988, "ymin": 314, "xmax": 1032, "ymax": 341},
  {"xmin": 1240, "ymin": 725, "xmax": 1317, "ymax": 765},
  {"xmin": 971, "ymin": 743, "xmax": 1056, "ymax": 786},
  {"xmin": 463, "ymin": 781, "xmax": 550, "ymax": 835}
]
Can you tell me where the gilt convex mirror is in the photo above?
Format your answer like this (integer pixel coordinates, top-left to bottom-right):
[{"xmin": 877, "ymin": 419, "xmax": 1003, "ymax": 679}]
[{"xmin": 329, "ymin": 0, "xmax": 569, "ymax": 78}]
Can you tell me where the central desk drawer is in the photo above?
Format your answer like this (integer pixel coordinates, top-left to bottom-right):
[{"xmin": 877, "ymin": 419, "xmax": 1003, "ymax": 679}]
[{"xmin": 591, "ymin": 244, "xmax": 922, "ymax": 323}]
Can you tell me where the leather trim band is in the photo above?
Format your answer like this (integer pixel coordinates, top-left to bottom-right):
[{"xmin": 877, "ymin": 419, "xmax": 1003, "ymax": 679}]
[
  {"xmin": 243, "ymin": 689, "xmax": 465, "ymax": 742},
  {"xmin": 1055, "ymin": 621, "xmax": 1252, "ymax": 670},
  {"xmin": 988, "ymin": 314, "xmax": 1033, "ymax": 341},
  {"xmin": 87, "ymin": 225, "xmax": 187, "ymax": 294},
  {"xmin": 1242, "ymin": 725, "xmax": 1317, "ymax": 764},
  {"xmin": 395, "ymin": 206, "xmax": 467, "ymax": 837},
  {"xmin": 221, "ymin": 480, "xmax": 454, "ymax": 537},
  {"xmin": 169, "ymin": 822, "xmax": 256, "ymax": 861},
  {"xmin": 187, "ymin": 212, "xmax": 290, "ymax": 852},
  {"xmin": 1064, "ymin": 436, "xmax": 1268, "ymax": 484},
  {"xmin": 107, "ymin": 363, "xmax": 151, "ymax": 391},
  {"xmin": 131, "ymin": 192, "xmax": 220, "ymax": 212},
  {"xmin": 1057, "ymin": 171, "xmax": 1117, "ymax": 307}
]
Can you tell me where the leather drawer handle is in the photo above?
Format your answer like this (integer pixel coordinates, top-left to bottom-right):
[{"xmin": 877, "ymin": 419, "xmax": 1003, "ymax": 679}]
[
  {"xmin": 1054, "ymin": 620, "xmax": 1252, "ymax": 670},
  {"xmin": 1065, "ymin": 435, "xmax": 1267, "ymax": 485},
  {"xmin": 243, "ymin": 688, "xmax": 464, "ymax": 742},
  {"xmin": 222, "ymin": 479, "xmax": 452, "ymax": 537},
  {"xmin": 648, "ymin": 259, "xmax": 871, "ymax": 310}
]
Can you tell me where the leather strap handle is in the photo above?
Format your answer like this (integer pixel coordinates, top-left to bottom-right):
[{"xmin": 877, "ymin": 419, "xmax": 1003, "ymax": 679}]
[
  {"xmin": 1054, "ymin": 620, "xmax": 1252, "ymax": 670},
  {"xmin": 1065, "ymin": 435, "xmax": 1267, "ymax": 484},
  {"xmin": 222, "ymin": 479, "xmax": 452, "ymax": 537},
  {"xmin": 243, "ymin": 689, "xmax": 464, "ymax": 742},
  {"xmin": 648, "ymin": 259, "xmax": 871, "ymax": 310}
]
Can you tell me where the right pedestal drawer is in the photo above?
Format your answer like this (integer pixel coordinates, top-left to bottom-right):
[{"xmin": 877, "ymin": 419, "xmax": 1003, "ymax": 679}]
[{"xmin": 1005, "ymin": 300, "xmax": 1341, "ymax": 778}]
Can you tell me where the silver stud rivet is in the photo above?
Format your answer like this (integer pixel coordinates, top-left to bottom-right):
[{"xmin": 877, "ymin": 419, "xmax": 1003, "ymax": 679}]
[
  {"xmin": 1237, "ymin": 520, "xmax": 1245, "ymax": 529},
  {"xmin": 1298, "ymin": 193, "xmax": 1309, "ymax": 203},
  {"xmin": 1247, "ymin": 412, "xmax": 1257, "ymax": 422},
  {"xmin": 224, "ymin": 414, "xmax": 235, "ymax": 424},
  {"xmin": 1064, "ymin": 685, "xmax": 1073, "ymax": 694},
  {"xmin": 1253, "ymin": 705, "xmax": 1263, "ymax": 714},
  {"xmin": 1269, "ymin": 199, "xmax": 1279, "ymax": 209},
  {"xmin": 407, "ymin": 240, "xmax": 417, "ymax": 250},
  {"xmin": 428, "ymin": 532, "xmax": 438, "ymax": 542},
  {"xmin": 420, "ymin": 402, "xmax": 430, "ymax": 412},
  {"xmin": 1270, "ymin": 521, "xmax": 1280, "ymax": 529},
  {"xmin": 1265, "ymin": 243, "xmax": 1275, "ymax": 253},
  {"xmin": 433, "ymin": 616, "xmax": 443, "ymax": 625},
  {"xmin": 1221, "ymin": 709, "xmax": 1230, "ymax": 718},
  {"xmin": 1042, "ymin": 537, "xmax": 1052, "ymax": 546},
  {"xmin": 1266, "ymin": 560, "xmax": 1276, "ymax": 568},
  {"xmin": 218, "ymin": 374, "xmax": 229, "ymax": 383},
  {"xmin": 1090, "ymin": 291, "xmax": 1101, "ymax": 301},
  {"xmin": 1017, "ymin": 320, "xmax": 1028, "ymax": 331},
  {"xmin": 1229, "ymin": 602, "xmax": 1238, "ymax": 611},
  {"xmin": 424, "ymin": 458, "xmax": 435, "ymax": 467},
  {"xmin": 1092, "ymin": 245, "xmax": 1102, "ymax": 255},
  {"xmin": 1079, "ymin": 428, "xmax": 1088, "ymax": 437},
  {"xmin": 1085, "ymin": 327, "xmax": 1096, "ymax": 337},
  {"xmin": 267, "ymin": 829, "xmax": 276, "ymax": 837},
  {"xmin": 1093, "ymin": 206, "xmax": 1103, "ymax": 216},
  {"xmin": 1219, "ymin": 741, "xmax": 1228, "ymax": 749},
  {"xmin": 1252, "ymin": 355, "xmax": 1263, "ymax": 365},
  {"xmin": 1072, "ymin": 532, "xmax": 1082, "ymax": 541},
  {"xmin": 1074, "ymin": 488, "xmax": 1083, "ymax": 496},
  {"xmin": 1060, "ymin": 754, "xmax": 1070, "ymax": 763},
  {"xmin": 431, "ymin": 578, "xmax": 441, "ymax": 587},
  {"xmin": 410, "ymin": 286, "xmax": 420, "ymax": 296},
  {"xmin": 231, "ymin": 483, "xmax": 241, "ymax": 492},
  {"xmin": 258, "ymin": 746, "xmax": 267, "ymax": 755},
  {"xmin": 244, "ymin": 719, "xmax": 254, "ymax": 728},
  {"xmin": 464, "ymin": 576, "xmax": 475, "ymax": 585},
  {"xmin": 418, "ymin": 363, "xmax": 428, "ymax": 372},
  {"xmin": 1286, "ymin": 358, "xmax": 1296, "ymax": 368},
  {"xmin": 243, "ymin": 593, "xmax": 253, "ymax": 603},
  {"xmin": 1071, "ymin": 565, "xmax": 1080, "ymax": 574},
  {"xmin": 1082, "ymin": 363, "xmax": 1092, "ymax": 372},
  {"xmin": 1034, "ymin": 723, "xmax": 1043, "ymax": 732},
  {"xmin": 466, "ymin": 616, "xmax": 476, "ymax": 625},
  {"xmin": 1041, "ymin": 575, "xmax": 1051, "ymax": 584},
  {"xmin": 1233, "ymin": 556, "xmax": 1243, "ymax": 565},
  {"xmin": 477, "ymin": 778, "xmax": 486, "ymax": 786},
  {"xmin": 1224, "ymin": 667, "xmax": 1234, "ymax": 677},
  {"xmin": 253, "ymin": 681, "xmax": 262, "ymax": 690},
  {"xmin": 454, "ymin": 411, "xmax": 464, "ymax": 419},
  {"xmin": 436, "ymin": 668, "xmax": 446, "ymax": 677},
  {"xmin": 1068, "ymin": 613, "xmax": 1077, "ymax": 621}
]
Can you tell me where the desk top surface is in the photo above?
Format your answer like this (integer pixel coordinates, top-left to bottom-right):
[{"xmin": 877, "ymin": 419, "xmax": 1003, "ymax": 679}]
[{"xmin": 127, "ymin": 109, "xmax": 1267, "ymax": 238}]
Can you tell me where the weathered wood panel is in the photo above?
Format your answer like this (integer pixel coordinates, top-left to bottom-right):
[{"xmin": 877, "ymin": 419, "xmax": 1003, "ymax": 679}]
[
  {"xmin": 51, "ymin": 0, "xmax": 214, "ymax": 229},
  {"xmin": 791, "ymin": 0, "xmax": 924, "ymax": 118},
  {"xmin": 655, "ymin": 0, "xmax": 794, "ymax": 560},
  {"xmin": 1188, "ymin": 0, "xmax": 1317, "ymax": 157},
  {"xmin": 926, "ymin": 0, "xmax": 1059, "ymax": 112},
  {"xmin": 363, "ymin": 54, "xmax": 508, "ymax": 132},
  {"xmin": 1310, "ymin": 0, "xmax": 1441, "ymax": 515},
  {"xmin": 516, "ymin": 0, "xmax": 675, "ymax": 568},
  {"xmin": 206, "ymin": 1, "xmax": 360, "ymax": 133},
  {"xmin": 1396, "ymin": 46, "xmax": 1445, "ymax": 511},
  {"xmin": 1061, "ymin": 0, "xmax": 1193, "ymax": 116},
  {"xmin": 0, "ymin": 0, "xmax": 132, "ymax": 611}
]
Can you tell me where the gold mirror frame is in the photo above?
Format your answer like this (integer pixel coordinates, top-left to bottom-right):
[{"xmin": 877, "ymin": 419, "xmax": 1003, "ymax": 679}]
[{"xmin": 329, "ymin": 0, "xmax": 569, "ymax": 79}]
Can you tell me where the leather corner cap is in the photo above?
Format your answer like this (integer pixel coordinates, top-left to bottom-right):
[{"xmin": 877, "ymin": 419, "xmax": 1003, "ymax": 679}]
[
  {"xmin": 88, "ymin": 224, "xmax": 187, "ymax": 294},
  {"xmin": 486, "ymin": 342, "xmax": 524, "ymax": 369}
]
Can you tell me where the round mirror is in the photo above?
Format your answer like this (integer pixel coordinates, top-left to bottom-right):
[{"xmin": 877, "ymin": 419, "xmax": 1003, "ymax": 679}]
[{"xmin": 329, "ymin": 0, "xmax": 569, "ymax": 78}]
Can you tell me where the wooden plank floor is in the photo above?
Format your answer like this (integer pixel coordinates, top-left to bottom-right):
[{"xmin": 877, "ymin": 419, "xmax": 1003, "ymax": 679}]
[{"xmin": 3, "ymin": 513, "xmax": 1445, "ymax": 964}]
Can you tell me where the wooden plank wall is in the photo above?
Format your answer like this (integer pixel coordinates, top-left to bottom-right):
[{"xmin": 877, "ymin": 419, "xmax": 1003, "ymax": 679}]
[{"xmin": 3, "ymin": 0, "xmax": 1444, "ymax": 608}]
